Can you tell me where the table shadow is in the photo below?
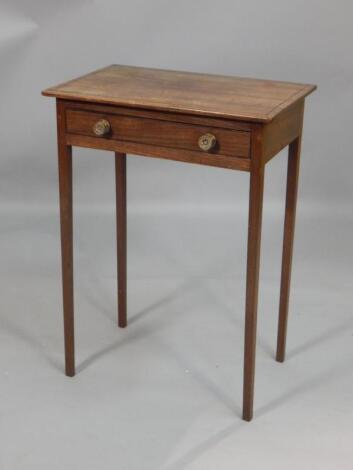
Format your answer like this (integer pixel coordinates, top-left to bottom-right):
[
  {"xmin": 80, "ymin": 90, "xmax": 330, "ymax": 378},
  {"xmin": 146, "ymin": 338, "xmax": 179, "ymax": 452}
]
[
  {"xmin": 0, "ymin": 315, "xmax": 62, "ymax": 372},
  {"xmin": 286, "ymin": 316, "xmax": 353, "ymax": 360}
]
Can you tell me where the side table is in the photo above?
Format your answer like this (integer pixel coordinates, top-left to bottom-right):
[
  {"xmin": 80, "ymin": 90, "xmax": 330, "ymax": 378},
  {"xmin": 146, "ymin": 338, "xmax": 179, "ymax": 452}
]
[{"xmin": 42, "ymin": 65, "xmax": 316, "ymax": 420}]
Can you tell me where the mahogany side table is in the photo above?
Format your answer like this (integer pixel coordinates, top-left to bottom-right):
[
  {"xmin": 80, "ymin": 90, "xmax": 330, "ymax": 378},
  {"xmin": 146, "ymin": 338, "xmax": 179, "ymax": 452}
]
[{"xmin": 42, "ymin": 65, "xmax": 316, "ymax": 421}]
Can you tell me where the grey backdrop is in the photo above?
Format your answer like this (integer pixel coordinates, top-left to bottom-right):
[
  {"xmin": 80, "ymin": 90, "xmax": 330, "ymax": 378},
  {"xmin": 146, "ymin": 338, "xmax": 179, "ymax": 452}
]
[{"xmin": 1, "ymin": 1, "xmax": 352, "ymax": 469}]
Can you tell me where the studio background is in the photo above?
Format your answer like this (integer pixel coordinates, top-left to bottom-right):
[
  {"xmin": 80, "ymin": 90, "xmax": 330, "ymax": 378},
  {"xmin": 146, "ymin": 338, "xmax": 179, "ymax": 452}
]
[{"xmin": 0, "ymin": 1, "xmax": 352, "ymax": 469}]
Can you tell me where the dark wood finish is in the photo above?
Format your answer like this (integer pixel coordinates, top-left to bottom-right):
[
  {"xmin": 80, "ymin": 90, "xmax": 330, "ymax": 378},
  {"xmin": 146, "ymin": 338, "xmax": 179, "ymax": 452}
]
[
  {"xmin": 262, "ymin": 100, "xmax": 304, "ymax": 164},
  {"xmin": 66, "ymin": 108, "xmax": 251, "ymax": 159},
  {"xmin": 57, "ymin": 100, "xmax": 75, "ymax": 377},
  {"xmin": 42, "ymin": 64, "xmax": 316, "ymax": 122},
  {"xmin": 115, "ymin": 153, "xmax": 127, "ymax": 328},
  {"xmin": 43, "ymin": 65, "xmax": 316, "ymax": 422},
  {"xmin": 276, "ymin": 135, "xmax": 303, "ymax": 362},
  {"xmin": 243, "ymin": 127, "xmax": 265, "ymax": 421},
  {"xmin": 66, "ymin": 133, "xmax": 251, "ymax": 172},
  {"xmin": 63, "ymin": 100, "xmax": 253, "ymax": 131}
]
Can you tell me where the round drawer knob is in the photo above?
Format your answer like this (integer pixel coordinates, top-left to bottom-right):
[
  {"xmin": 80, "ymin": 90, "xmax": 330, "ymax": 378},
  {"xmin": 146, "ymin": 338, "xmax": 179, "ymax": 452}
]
[
  {"xmin": 198, "ymin": 133, "xmax": 217, "ymax": 152},
  {"xmin": 93, "ymin": 119, "xmax": 111, "ymax": 136}
]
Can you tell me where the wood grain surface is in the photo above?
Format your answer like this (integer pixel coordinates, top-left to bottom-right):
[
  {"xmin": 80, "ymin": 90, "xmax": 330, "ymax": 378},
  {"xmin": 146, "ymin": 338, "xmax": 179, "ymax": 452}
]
[
  {"xmin": 46, "ymin": 65, "xmax": 316, "ymax": 421},
  {"xmin": 66, "ymin": 108, "xmax": 251, "ymax": 159},
  {"xmin": 42, "ymin": 65, "xmax": 316, "ymax": 122}
]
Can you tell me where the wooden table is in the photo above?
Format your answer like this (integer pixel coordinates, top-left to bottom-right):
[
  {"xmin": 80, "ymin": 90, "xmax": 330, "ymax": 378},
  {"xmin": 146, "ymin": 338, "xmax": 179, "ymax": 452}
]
[{"xmin": 42, "ymin": 65, "xmax": 316, "ymax": 421}]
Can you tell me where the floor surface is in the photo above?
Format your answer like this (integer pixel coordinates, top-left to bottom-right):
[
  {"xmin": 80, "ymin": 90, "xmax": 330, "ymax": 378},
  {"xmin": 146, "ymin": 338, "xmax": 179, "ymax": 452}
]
[{"xmin": 0, "ymin": 205, "xmax": 352, "ymax": 469}]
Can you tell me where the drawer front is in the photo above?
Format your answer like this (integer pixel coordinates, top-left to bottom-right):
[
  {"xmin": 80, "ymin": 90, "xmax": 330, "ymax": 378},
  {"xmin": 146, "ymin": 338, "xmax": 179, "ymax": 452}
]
[{"xmin": 66, "ymin": 109, "xmax": 250, "ymax": 159}]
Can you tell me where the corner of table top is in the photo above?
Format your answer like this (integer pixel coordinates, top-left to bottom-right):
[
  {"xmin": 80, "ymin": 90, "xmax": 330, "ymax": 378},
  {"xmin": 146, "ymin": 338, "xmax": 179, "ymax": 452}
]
[
  {"xmin": 264, "ymin": 83, "xmax": 317, "ymax": 123},
  {"xmin": 41, "ymin": 64, "xmax": 116, "ymax": 98}
]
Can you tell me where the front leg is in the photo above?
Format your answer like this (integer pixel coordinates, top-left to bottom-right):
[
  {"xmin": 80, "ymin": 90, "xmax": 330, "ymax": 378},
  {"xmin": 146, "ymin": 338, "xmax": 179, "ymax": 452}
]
[
  {"xmin": 242, "ymin": 133, "xmax": 265, "ymax": 421},
  {"xmin": 57, "ymin": 100, "xmax": 75, "ymax": 377}
]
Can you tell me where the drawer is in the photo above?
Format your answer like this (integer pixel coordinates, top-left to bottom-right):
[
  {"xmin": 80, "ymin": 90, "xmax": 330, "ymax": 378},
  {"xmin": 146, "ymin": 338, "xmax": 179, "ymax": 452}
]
[{"xmin": 66, "ymin": 109, "xmax": 250, "ymax": 159}]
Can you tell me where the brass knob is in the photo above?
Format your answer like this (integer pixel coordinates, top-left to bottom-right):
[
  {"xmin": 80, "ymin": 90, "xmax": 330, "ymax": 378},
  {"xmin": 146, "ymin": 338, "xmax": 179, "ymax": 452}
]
[
  {"xmin": 198, "ymin": 133, "xmax": 217, "ymax": 152},
  {"xmin": 93, "ymin": 119, "xmax": 111, "ymax": 136}
]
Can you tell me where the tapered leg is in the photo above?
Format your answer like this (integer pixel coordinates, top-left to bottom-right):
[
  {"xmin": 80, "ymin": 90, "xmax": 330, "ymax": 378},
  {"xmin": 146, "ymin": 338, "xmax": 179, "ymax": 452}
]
[
  {"xmin": 243, "ymin": 163, "xmax": 265, "ymax": 422},
  {"xmin": 276, "ymin": 136, "xmax": 302, "ymax": 362},
  {"xmin": 57, "ymin": 101, "xmax": 75, "ymax": 377},
  {"xmin": 115, "ymin": 152, "xmax": 127, "ymax": 327}
]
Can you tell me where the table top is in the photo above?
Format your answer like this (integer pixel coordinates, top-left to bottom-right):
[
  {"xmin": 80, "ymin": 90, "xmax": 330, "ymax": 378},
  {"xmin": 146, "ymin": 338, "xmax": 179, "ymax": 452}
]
[{"xmin": 42, "ymin": 65, "xmax": 316, "ymax": 123}]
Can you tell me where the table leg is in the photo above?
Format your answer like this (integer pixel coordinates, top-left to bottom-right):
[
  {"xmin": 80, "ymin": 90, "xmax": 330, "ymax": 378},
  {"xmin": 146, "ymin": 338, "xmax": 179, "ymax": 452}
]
[
  {"xmin": 57, "ymin": 103, "xmax": 75, "ymax": 377},
  {"xmin": 115, "ymin": 152, "xmax": 127, "ymax": 328},
  {"xmin": 276, "ymin": 136, "xmax": 302, "ymax": 362},
  {"xmin": 243, "ymin": 162, "xmax": 265, "ymax": 422}
]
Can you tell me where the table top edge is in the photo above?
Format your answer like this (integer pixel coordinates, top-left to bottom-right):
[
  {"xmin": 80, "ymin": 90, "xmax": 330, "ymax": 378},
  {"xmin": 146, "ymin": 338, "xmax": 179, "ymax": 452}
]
[{"xmin": 42, "ymin": 64, "xmax": 317, "ymax": 123}]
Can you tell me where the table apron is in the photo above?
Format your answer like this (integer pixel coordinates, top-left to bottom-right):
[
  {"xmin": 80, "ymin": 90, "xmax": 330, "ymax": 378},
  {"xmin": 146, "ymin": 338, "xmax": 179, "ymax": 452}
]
[{"xmin": 65, "ymin": 133, "xmax": 251, "ymax": 171}]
